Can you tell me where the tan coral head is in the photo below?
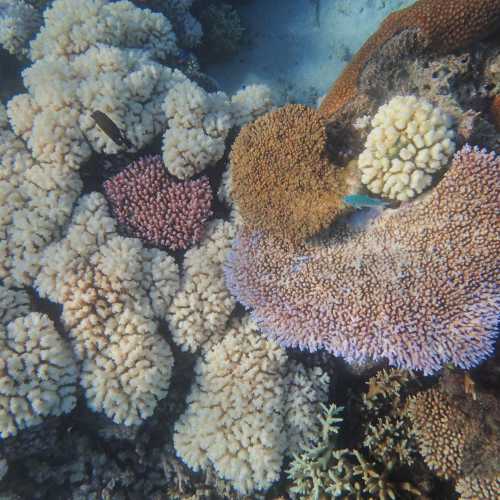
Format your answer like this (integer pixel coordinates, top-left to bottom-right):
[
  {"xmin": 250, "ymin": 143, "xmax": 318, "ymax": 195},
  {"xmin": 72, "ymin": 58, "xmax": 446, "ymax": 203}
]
[{"xmin": 229, "ymin": 104, "xmax": 353, "ymax": 242}]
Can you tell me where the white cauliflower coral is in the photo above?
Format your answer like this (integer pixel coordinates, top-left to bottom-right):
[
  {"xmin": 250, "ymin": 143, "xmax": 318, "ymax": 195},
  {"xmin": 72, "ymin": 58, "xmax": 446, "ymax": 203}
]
[
  {"xmin": 0, "ymin": 0, "xmax": 41, "ymax": 57},
  {"xmin": 358, "ymin": 95, "xmax": 456, "ymax": 201},
  {"xmin": 0, "ymin": 285, "xmax": 78, "ymax": 438},
  {"xmin": 162, "ymin": 81, "xmax": 274, "ymax": 179},
  {"xmin": 173, "ymin": 316, "xmax": 329, "ymax": 495},
  {"xmin": 35, "ymin": 193, "xmax": 180, "ymax": 425},
  {"xmin": 167, "ymin": 219, "xmax": 236, "ymax": 353},
  {"xmin": 30, "ymin": 0, "xmax": 178, "ymax": 61}
]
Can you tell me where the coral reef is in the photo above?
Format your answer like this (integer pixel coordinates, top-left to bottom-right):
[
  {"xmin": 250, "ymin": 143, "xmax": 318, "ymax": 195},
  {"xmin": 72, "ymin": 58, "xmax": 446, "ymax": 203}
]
[
  {"xmin": 6, "ymin": 0, "xmax": 190, "ymax": 166},
  {"xmin": 174, "ymin": 315, "xmax": 329, "ymax": 495},
  {"xmin": 0, "ymin": 285, "xmax": 78, "ymax": 438},
  {"xmin": 154, "ymin": 0, "xmax": 202, "ymax": 49},
  {"xmin": 8, "ymin": 45, "xmax": 188, "ymax": 164},
  {"xmin": 406, "ymin": 387, "xmax": 471, "ymax": 479},
  {"xmin": 104, "ymin": 155, "xmax": 213, "ymax": 251},
  {"xmin": 358, "ymin": 95, "xmax": 456, "ymax": 200},
  {"xmin": 0, "ymin": 0, "xmax": 41, "ymax": 56},
  {"xmin": 406, "ymin": 375, "xmax": 500, "ymax": 499},
  {"xmin": 229, "ymin": 104, "xmax": 353, "ymax": 242},
  {"xmin": 226, "ymin": 146, "xmax": 500, "ymax": 373},
  {"xmin": 319, "ymin": 0, "xmax": 500, "ymax": 120},
  {"xmin": 0, "ymin": 103, "xmax": 82, "ymax": 287},
  {"xmin": 167, "ymin": 219, "xmax": 236, "ymax": 353},
  {"xmin": 162, "ymin": 80, "xmax": 233, "ymax": 179},
  {"xmin": 30, "ymin": 0, "xmax": 177, "ymax": 61},
  {"xmin": 195, "ymin": 2, "xmax": 244, "ymax": 59},
  {"xmin": 162, "ymin": 80, "xmax": 273, "ymax": 179},
  {"xmin": 230, "ymin": 83, "xmax": 274, "ymax": 128},
  {"xmin": 35, "ymin": 194, "xmax": 179, "ymax": 425},
  {"xmin": 288, "ymin": 400, "xmax": 422, "ymax": 499}
]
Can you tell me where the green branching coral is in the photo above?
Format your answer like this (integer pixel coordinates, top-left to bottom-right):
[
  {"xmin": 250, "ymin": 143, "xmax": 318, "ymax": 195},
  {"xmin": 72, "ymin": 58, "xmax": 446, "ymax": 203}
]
[
  {"xmin": 288, "ymin": 370, "xmax": 424, "ymax": 499},
  {"xmin": 287, "ymin": 403, "xmax": 348, "ymax": 499}
]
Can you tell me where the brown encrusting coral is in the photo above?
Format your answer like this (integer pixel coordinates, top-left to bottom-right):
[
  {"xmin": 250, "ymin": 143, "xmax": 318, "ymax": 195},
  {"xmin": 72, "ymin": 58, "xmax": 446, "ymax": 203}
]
[
  {"xmin": 319, "ymin": 0, "xmax": 500, "ymax": 120},
  {"xmin": 229, "ymin": 104, "xmax": 352, "ymax": 242},
  {"xmin": 406, "ymin": 374, "xmax": 500, "ymax": 499}
]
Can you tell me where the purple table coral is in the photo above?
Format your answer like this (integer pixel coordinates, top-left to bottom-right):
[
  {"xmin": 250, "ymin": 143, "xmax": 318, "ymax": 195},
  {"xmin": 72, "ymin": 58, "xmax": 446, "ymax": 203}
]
[
  {"xmin": 104, "ymin": 155, "xmax": 213, "ymax": 251},
  {"xmin": 225, "ymin": 146, "xmax": 500, "ymax": 374}
]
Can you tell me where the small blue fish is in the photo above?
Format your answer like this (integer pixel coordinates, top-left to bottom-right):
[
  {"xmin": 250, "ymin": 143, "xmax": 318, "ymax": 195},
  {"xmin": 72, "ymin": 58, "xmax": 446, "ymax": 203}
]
[{"xmin": 343, "ymin": 194, "xmax": 392, "ymax": 210}]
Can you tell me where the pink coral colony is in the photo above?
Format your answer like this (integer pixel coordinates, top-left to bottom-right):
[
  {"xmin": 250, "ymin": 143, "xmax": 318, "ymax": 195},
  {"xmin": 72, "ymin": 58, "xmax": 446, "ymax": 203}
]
[
  {"xmin": 104, "ymin": 155, "xmax": 213, "ymax": 251},
  {"xmin": 225, "ymin": 146, "xmax": 500, "ymax": 374}
]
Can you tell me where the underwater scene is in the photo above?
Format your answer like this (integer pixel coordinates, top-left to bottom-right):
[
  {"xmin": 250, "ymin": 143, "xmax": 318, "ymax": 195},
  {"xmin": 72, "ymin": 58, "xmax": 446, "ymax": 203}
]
[{"xmin": 0, "ymin": 0, "xmax": 499, "ymax": 498}]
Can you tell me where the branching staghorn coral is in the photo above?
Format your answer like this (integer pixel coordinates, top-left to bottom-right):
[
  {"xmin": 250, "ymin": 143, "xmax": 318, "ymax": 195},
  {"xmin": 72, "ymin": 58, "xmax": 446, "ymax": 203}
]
[
  {"xmin": 35, "ymin": 193, "xmax": 180, "ymax": 425},
  {"xmin": 226, "ymin": 146, "xmax": 500, "ymax": 373},
  {"xmin": 0, "ymin": 285, "xmax": 78, "ymax": 438},
  {"xmin": 174, "ymin": 316, "xmax": 329, "ymax": 495},
  {"xmin": 288, "ymin": 402, "xmax": 422, "ymax": 499}
]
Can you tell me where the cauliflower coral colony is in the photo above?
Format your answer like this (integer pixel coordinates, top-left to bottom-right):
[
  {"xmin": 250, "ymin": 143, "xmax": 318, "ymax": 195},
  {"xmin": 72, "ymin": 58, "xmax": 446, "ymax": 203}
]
[{"xmin": 0, "ymin": 0, "xmax": 499, "ymax": 498}]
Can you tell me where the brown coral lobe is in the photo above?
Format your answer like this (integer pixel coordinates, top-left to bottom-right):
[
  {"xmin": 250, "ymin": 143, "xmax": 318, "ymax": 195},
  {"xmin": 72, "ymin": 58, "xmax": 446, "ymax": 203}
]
[
  {"xmin": 319, "ymin": 0, "xmax": 500, "ymax": 120},
  {"xmin": 229, "ymin": 104, "xmax": 351, "ymax": 243}
]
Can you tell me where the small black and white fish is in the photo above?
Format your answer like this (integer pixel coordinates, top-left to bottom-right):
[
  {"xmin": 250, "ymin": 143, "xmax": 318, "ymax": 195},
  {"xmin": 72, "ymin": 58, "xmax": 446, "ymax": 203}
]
[{"xmin": 90, "ymin": 110, "xmax": 134, "ymax": 149}]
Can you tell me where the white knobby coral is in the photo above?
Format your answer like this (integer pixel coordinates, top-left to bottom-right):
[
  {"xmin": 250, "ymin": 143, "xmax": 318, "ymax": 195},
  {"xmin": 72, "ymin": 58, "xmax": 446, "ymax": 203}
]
[
  {"xmin": 30, "ymin": 0, "xmax": 178, "ymax": 61},
  {"xmin": 230, "ymin": 84, "xmax": 274, "ymax": 127},
  {"xmin": 174, "ymin": 316, "xmax": 329, "ymax": 495},
  {"xmin": 358, "ymin": 95, "xmax": 456, "ymax": 201},
  {"xmin": 162, "ymin": 80, "xmax": 232, "ymax": 178},
  {"xmin": 0, "ymin": 0, "xmax": 41, "ymax": 57},
  {"xmin": 0, "ymin": 109, "xmax": 82, "ymax": 287},
  {"xmin": 162, "ymin": 80, "xmax": 274, "ymax": 179},
  {"xmin": 167, "ymin": 219, "xmax": 236, "ymax": 353},
  {"xmin": 8, "ymin": 46, "xmax": 189, "ymax": 166},
  {"xmin": 35, "ymin": 193, "xmax": 180, "ymax": 425},
  {"xmin": 0, "ymin": 285, "xmax": 78, "ymax": 438}
]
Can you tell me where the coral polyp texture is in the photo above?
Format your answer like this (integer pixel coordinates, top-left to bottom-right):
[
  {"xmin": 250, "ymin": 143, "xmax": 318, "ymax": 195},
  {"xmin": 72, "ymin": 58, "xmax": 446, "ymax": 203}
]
[
  {"xmin": 318, "ymin": 0, "xmax": 500, "ymax": 120},
  {"xmin": 359, "ymin": 95, "xmax": 456, "ymax": 201},
  {"xmin": 229, "ymin": 104, "xmax": 351, "ymax": 242},
  {"xmin": 162, "ymin": 80, "xmax": 273, "ymax": 179},
  {"xmin": 0, "ymin": 286, "xmax": 78, "ymax": 438},
  {"xmin": 173, "ymin": 316, "xmax": 329, "ymax": 495},
  {"xmin": 226, "ymin": 146, "xmax": 500, "ymax": 374},
  {"xmin": 35, "ymin": 194, "xmax": 179, "ymax": 425},
  {"xmin": 406, "ymin": 383, "xmax": 500, "ymax": 499},
  {"xmin": 167, "ymin": 219, "xmax": 236, "ymax": 353},
  {"xmin": 104, "ymin": 155, "xmax": 213, "ymax": 251},
  {"xmin": 0, "ymin": 0, "xmax": 41, "ymax": 57},
  {"xmin": 30, "ymin": 0, "xmax": 177, "ymax": 61},
  {"xmin": 0, "ymin": 103, "xmax": 82, "ymax": 287}
]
